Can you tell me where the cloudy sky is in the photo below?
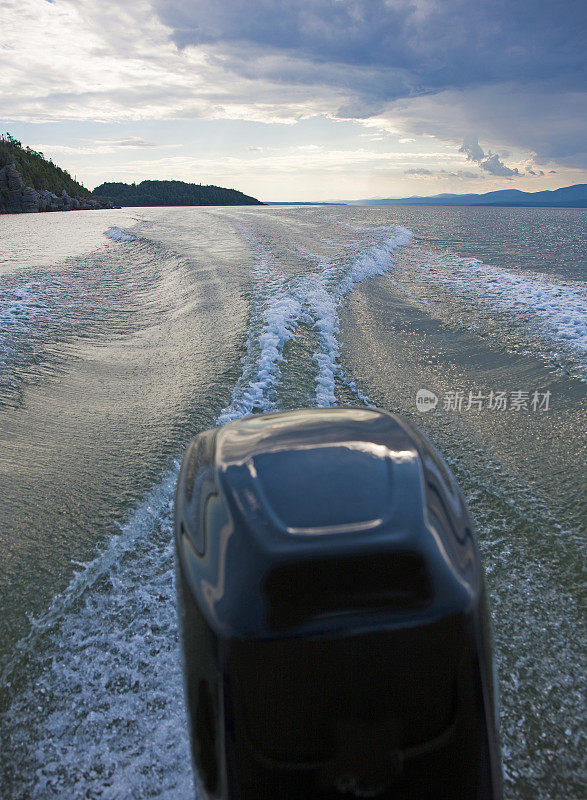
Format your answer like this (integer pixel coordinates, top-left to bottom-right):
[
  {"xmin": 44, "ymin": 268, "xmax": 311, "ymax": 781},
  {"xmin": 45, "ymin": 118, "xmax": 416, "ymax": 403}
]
[{"xmin": 1, "ymin": 0, "xmax": 585, "ymax": 200}]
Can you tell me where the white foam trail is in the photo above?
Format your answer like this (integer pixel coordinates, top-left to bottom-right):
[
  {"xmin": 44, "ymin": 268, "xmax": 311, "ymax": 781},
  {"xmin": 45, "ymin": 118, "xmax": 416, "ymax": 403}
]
[
  {"xmin": 336, "ymin": 227, "xmax": 413, "ymax": 298},
  {"xmin": 0, "ymin": 220, "xmax": 413, "ymax": 799},
  {"xmin": 304, "ymin": 274, "xmax": 339, "ymax": 406},
  {"xmin": 1, "ymin": 470, "xmax": 196, "ymax": 799},
  {"xmin": 216, "ymin": 284, "xmax": 301, "ymax": 423},
  {"xmin": 0, "ymin": 283, "xmax": 45, "ymax": 326},
  {"xmin": 217, "ymin": 234, "xmax": 302, "ymax": 424},
  {"xmin": 1, "ymin": 254, "xmax": 300, "ymax": 797},
  {"xmin": 104, "ymin": 227, "xmax": 137, "ymax": 243},
  {"xmin": 404, "ymin": 248, "xmax": 587, "ymax": 359},
  {"xmin": 218, "ymin": 221, "xmax": 412, "ymax": 411},
  {"xmin": 1, "ymin": 240, "xmax": 301, "ymax": 795},
  {"xmin": 309, "ymin": 226, "xmax": 413, "ymax": 406}
]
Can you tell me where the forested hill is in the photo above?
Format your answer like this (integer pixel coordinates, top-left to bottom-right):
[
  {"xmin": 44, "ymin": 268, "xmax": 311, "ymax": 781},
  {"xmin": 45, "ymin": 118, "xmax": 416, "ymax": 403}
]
[
  {"xmin": 92, "ymin": 180, "xmax": 263, "ymax": 206},
  {"xmin": 0, "ymin": 133, "xmax": 90, "ymax": 198}
]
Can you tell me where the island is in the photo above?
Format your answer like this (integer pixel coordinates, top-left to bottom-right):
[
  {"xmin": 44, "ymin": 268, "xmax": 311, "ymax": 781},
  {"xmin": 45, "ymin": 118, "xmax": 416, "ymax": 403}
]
[
  {"xmin": 1, "ymin": 133, "xmax": 263, "ymax": 214},
  {"xmin": 93, "ymin": 180, "xmax": 263, "ymax": 207}
]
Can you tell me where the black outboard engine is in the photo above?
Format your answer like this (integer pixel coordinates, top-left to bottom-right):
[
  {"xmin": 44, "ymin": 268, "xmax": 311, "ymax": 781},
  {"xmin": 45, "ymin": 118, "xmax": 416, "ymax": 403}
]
[{"xmin": 174, "ymin": 408, "xmax": 502, "ymax": 800}]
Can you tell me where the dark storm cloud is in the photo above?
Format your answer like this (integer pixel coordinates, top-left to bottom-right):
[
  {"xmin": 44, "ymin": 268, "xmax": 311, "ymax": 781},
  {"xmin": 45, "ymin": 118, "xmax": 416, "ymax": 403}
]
[
  {"xmin": 152, "ymin": 0, "xmax": 586, "ymax": 91},
  {"xmin": 392, "ymin": 86, "xmax": 587, "ymax": 168},
  {"xmin": 149, "ymin": 0, "xmax": 587, "ymax": 166}
]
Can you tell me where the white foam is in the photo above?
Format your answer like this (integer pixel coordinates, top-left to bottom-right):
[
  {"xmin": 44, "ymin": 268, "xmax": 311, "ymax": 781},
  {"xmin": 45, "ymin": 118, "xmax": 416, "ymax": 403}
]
[
  {"xmin": 307, "ymin": 276, "xmax": 339, "ymax": 407},
  {"xmin": 1, "ymin": 470, "xmax": 195, "ymax": 799},
  {"xmin": 0, "ymin": 283, "xmax": 45, "ymax": 326},
  {"xmin": 104, "ymin": 227, "xmax": 137, "ymax": 243},
  {"xmin": 0, "ymin": 220, "xmax": 414, "ymax": 798},
  {"xmin": 2, "ymin": 263, "xmax": 304, "ymax": 791},
  {"xmin": 279, "ymin": 225, "xmax": 412, "ymax": 407},
  {"xmin": 217, "ymin": 234, "xmax": 302, "ymax": 424},
  {"xmin": 403, "ymin": 248, "xmax": 587, "ymax": 359},
  {"xmin": 310, "ymin": 226, "xmax": 413, "ymax": 406},
  {"xmin": 0, "ymin": 284, "xmax": 47, "ymax": 383},
  {"xmin": 337, "ymin": 227, "xmax": 413, "ymax": 298},
  {"xmin": 1, "ymin": 230, "xmax": 308, "ymax": 794}
]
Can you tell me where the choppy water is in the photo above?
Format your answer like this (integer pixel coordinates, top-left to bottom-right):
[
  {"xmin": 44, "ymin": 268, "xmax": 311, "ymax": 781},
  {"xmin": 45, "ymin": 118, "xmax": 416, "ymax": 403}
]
[{"xmin": 0, "ymin": 205, "xmax": 585, "ymax": 799}]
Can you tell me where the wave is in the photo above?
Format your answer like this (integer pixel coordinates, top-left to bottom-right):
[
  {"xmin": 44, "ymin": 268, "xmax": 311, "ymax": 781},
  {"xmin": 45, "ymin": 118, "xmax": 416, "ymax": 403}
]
[
  {"xmin": 0, "ymin": 283, "xmax": 46, "ymax": 326},
  {"xmin": 0, "ymin": 220, "xmax": 413, "ymax": 799},
  {"xmin": 219, "ymin": 222, "xmax": 412, "ymax": 411},
  {"xmin": 103, "ymin": 227, "xmax": 137, "ymax": 243},
  {"xmin": 304, "ymin": 226, "xmax": 413, "ymax": 406},
  {"xmin": 0, "ymin": 470, "xmax": 194, "ymax": 800},
  {"xmin": 316, "ymin": 225, "xmax": 412, "ymax": 405},
  {"xmin": 403, "ymin": 248, "xmax": 587, "ymax": 359},
  {"xmin": 216, "ymin": 228, "xmax": 302, "ymax": 424},
  {"xmin": 0, "ymin": 282, "xmax": 49, "ymax": 399}
]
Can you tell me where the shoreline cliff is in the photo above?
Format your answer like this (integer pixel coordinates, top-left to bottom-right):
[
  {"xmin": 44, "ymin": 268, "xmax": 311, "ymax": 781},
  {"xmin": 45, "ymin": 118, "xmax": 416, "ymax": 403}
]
[
  {"xmin": 0, "ymin": 162, "xmax": 116, "ymax": 214},
  {"xmin": 0, "ymin": 133, "xmax": 117, "ymax": 215}
]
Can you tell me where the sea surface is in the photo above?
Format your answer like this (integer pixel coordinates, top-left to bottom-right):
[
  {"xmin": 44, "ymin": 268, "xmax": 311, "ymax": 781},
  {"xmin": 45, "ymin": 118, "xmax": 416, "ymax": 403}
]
[{"xmin": 0, "ymin": 205, "xmax": 585, "ymax": 799}]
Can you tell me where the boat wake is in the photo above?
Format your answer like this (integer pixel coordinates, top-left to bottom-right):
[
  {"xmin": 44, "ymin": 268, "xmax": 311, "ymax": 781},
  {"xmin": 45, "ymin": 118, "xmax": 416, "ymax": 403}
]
[
  {"xmin": 104, "ymin": 226, "xmax": 138, "ymax": 243},
  {"xmin": 398, "ymin": 246, "xmax": 587, "ymax": 376},
  {"xmin": 0, "ymin": 220, "xmax": 411, "ymax": 799}
]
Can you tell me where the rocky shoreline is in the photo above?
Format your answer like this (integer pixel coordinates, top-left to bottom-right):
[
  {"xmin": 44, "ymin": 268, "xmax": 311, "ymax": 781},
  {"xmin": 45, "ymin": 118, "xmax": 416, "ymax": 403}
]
[{"xmin": 0, "ymin": 163, "xmax": 116, "ymax": 214}]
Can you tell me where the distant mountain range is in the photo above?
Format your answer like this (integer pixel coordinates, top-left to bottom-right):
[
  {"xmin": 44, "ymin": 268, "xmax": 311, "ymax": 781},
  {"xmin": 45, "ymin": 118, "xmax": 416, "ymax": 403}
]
[
  {"xmin": 93, "ymin": 180, "xmax": 262, "ymax": 207},
  {"xmin": 351, "ymin": 184, "xmax": 587, "ymax": 207}
]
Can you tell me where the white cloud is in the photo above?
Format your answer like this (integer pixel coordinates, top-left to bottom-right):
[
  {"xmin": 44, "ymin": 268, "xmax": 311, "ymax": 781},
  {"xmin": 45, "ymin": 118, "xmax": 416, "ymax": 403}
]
[
  {"xmin": 0, "ymin": 0, "xmax": 346, "ymax": 125},
  {"xmin": 0, "ymin": 0, "xmax": 584, "ymax": 194},
  {"xmin": 460, "ymin": 137, "xmax": 520, "ymax": 178},
  {"xmin": 95, "ymin": 147, "xmax": 459, "ymax": 179},
  {"xmin": 404, "ymin": 167, "xmax": 483, "ymax": 181},
  {"xmin": 29, "ymin": 138, "xmax": 182, "ymax": 155}
]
